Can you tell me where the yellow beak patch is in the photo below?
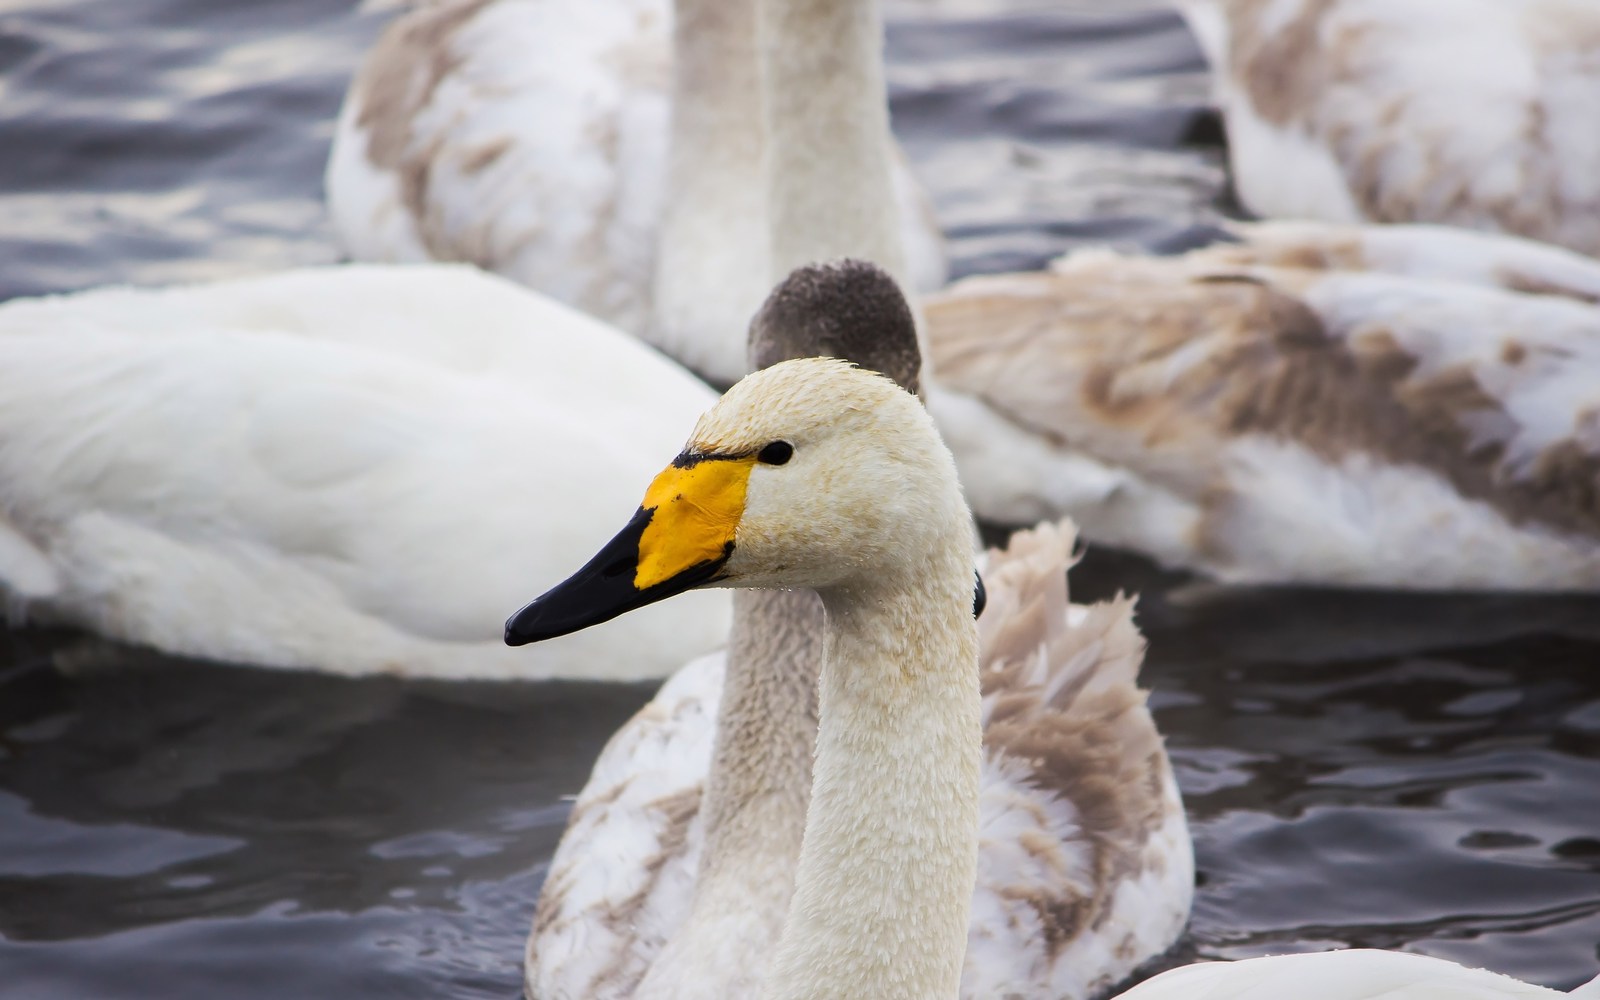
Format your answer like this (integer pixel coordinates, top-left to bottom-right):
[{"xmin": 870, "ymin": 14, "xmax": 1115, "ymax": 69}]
[{"xmin": 634, "ymin": 455, "xmax": 756, "ymax": 591}]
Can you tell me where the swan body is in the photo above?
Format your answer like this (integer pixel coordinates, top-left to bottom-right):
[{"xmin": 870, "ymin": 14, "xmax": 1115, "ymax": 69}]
[
  {"xmin": 926, "ymin": 221, "xmax": 1600, "ymax": 591},
  {"xmin": 0, "ymin": 264, "xmax": 730, "ymax": 679},
  {"xmin": 326, "ymin": 0, "xmax": 947, "ymax": 383},
  {"xmin": 1116, "ymin": 949, "xmax": 1600, "ymax": 999},
  {"xmin": 526, "ymin": 521, "xmax": 1191, "ymax": 1000},
  {"xmin": 1177, "ymin": 0, "xmax": 1600, "ymax": 256}
]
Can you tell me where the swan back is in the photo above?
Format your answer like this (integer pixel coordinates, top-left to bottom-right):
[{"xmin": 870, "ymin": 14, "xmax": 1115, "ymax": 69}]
[
  {"xmin": 1116, "ymin": 948, "xmax": 1586, "ymax": 999},
  {"xmin": 0, "ymin": 265, "xmax": 729, "ymax": 679},
  {"xmin": 328, "ymin": 0, "xmax": 670, "ymax": 332},
  {"xmin": 1178, "ymin": 0, "xmax": 1600, "ymax": 255},
  {"xmin": 1205, "ymin": 221, "xmax": 1600, "ymax": 305},
  {"xmin": 926, "ymin": 246, "xmax": 1600, "ymax": 589},
  {"xmin": 967, "ymin": 520, "xmax": 1191, "ymax": 998}
]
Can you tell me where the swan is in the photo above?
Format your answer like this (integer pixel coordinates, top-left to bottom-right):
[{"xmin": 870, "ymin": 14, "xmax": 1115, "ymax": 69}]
[
  {"xmin": 502, "ymin": 354, "xmax": 1600, "ymax": 999},
  {"xmin": 0, "ymin": 263, "xmax": 730, "ymax": 679},
  {"xmin": 1115, "ymin": 949, "xmax": 1600, "ymax": 999},
  {"xmin": 520, "ymin": 261, "xmax": 1191, "ymax": 1000},
  {"xmin": 325, "ymin": 0, "xmax": 947, "ymax": 383},
  {"xmin": 922, "ymin": 220, "xmax": 1600, "ymax": 590},
  {"xmin": 1175, "ymin": 0, "xmax": 1600, "ymax": 256},
  {"xmin": 503, "ymin": 355, "xmax": 1001, "ymax": 998}
]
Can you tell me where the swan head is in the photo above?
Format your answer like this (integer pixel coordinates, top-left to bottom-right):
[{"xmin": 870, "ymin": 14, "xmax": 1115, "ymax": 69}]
[
  {"xmin": 747, "ymin": 258, "xmax": 922, "ymax": 396},
  {"xmin": 505, "ymin": 356, "xmax": 971, "ymax": 645}
]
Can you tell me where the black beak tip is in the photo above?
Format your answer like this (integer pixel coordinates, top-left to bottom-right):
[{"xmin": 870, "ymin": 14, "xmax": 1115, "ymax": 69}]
[
  {"xmin": 973, "ymin": 570, "xmax": 987, "ymax": 619},
  {"xmin": 504, "ymin": 602, "xmax": 544, "ymax": 646}
]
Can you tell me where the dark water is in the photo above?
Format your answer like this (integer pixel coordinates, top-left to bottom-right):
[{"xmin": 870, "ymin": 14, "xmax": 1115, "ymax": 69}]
[{"xmin": 0, "ymin": 0, "xmax": 1596, "ymax": 996}]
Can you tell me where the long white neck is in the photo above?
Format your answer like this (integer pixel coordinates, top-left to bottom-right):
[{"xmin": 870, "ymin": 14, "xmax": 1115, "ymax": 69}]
[
  {"xmin": 634, "ymin": 589, "xmax": 822, "ymax": 999},
  {"xmin": 758, "ymin": 0, "xmax": 930, "ymax": 390},
  {"xmin": 653, "ymin": 0, "xmax": 772, "ymax": 383},
  {"xmin": 760, "ymin": 548, "xmax": 982, "ymax": 1000},
  {"xmin": 759, "ymin": 0, "xmax": 908, "ymax": 288}
]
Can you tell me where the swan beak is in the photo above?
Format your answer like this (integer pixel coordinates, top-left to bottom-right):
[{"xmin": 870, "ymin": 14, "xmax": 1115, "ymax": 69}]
[
  {"xmin": 504, "ymin": 453, "xmax": 757, "ymax": 645},
  {"xmin": 973, "ymin": 571, "xmax": 986, "ymax": 619}
]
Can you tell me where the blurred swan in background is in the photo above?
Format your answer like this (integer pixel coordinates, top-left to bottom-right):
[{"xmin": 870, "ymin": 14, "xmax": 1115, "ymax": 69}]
[
  {"xmin": 523, "ymin": 261, "xmax": 1191, "ymax": 1000},
  {"xmin": 0, "ymin": 264, "xmax": 729, "ymax": 680},
  {"xmin": 1176, "ymin": 0, "xmax": 1600, "ymax": 256},
  {"xmin": 325, "ymin": 0, "xmax": 947, "ymax": 383},
  {"xmin": 1115, "ymin": 948, "xmax": 1600, "ymax": 999},
  {"xmin": 925, "ymin": 220, "xmax": 1600, "ymax": 590}
]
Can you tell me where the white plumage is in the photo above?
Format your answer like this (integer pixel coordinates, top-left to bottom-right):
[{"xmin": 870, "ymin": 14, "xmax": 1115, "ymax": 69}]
[
  {"xmin": 1178, "ymin": 0, "xmax": 1600, "ymax": 256},
  {"xmin": 0, "ymin": 264, "xmax": 730, "ymax": 679}
]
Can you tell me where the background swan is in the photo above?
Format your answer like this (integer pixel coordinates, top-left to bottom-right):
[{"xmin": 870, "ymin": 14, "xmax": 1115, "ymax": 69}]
[
  {"xmin": 325, "ymin": 0, "xmax": 947, "ymax": 383},
  {"xmin": 1176, "ymin": 0, "xmax": 1600, "ymax": 256},
  {"xmin": 924, "ymin": 221, "xmax": 1600, "ymax": 590},
  {"xmin": 1116, "ymin": 948, "xmax": 1600, "ymax": 999},
  {"xmin": 0, "ymin": 264, "xmax": 729, "ymax": 679},
  {"xmin": 523, "ymin": 262, "xmax": 1191, "ymax": 1000}
]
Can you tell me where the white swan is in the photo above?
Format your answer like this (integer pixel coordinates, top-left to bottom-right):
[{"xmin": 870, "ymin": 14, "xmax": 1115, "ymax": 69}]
[
  {"xmin": 923, "ymin": 220, "xmax": 1600, "ymax": 590},
  {"xmin": 1116, "ymin": 949, "xmax": 1600, "ymax": 999},
  {"xmin": 521, "ymin": 261, "xmax": 1191, "ymax": 1000},
  {"xmin": 325, "ymin": 0, "xmax": 947, "ymax": 383},
  {"xmin": 1176, "ymin": 0, "xmax": 1600, "ymax": 256},
  {"xmin": 0, "ymin": 264, "xmax": 729, "ymax": 680},
  {"xmin": 502, "ymin": 355, "xmax": 1599, "ymax": 999},
  {"xmin": 503, "ymin": 355, "xmax": 1000, "ymax": 998}
]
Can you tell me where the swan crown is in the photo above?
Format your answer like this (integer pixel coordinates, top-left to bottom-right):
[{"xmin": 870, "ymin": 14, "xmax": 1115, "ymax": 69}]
[{"xmin": 747, "ymin": 259, "xmax": 921, "ymax": 394}]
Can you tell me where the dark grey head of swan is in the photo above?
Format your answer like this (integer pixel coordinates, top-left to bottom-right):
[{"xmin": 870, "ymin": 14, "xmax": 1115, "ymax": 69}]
[
  {"xmin": 747, "ymin": 257, "xmax": 922, "ymax": 396},
  {"xmin": 504, "ymin": 260, "xmax": 982, "ymax": 647}
]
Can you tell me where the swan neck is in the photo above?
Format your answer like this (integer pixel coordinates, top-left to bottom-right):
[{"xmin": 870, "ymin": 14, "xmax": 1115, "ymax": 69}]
[
  {"xmin": 760, "ymin": 559, "xmax": 981, "ymax": 1000},
  {"xmin": 634, "ymin": 589, "xmax": 822, "ymax": 998},
  {"xmin": 702, "ymin": 589, "xmax": 821, "ymax": 853},
  {"xmin": 759, "ymin": 0, "xmax": 908, "ymax": 288},
  {"xmin": 654, "ymin": 0, "xmax": 771, "ymax": 380}
]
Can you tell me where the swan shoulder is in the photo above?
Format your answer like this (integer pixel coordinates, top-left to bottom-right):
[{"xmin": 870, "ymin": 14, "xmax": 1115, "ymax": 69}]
[
  {"xmin": 526, "ymin": 652, "xmax": 722, "ymax": 999},
  {"xmin": 0, "ymin": 264, "xmax": 714, "ymax": 407},
  {"xmin": 1117, "ymin": 949, "xmax": 1583, "ymax": 999},
  {"xmin": 965, "ymin": 519, "xmax": 1192, "ymax": 999},
  {"xmin": 926, "ymin": 254, "xmax": 1600, "ymax": 588},
  {"xmin": 1208, "ymin": 221, "xmax": 1600, "ymax": 306},
  {"xmin": 1179, "ymin": 0, "xmax": 1600, "ymax": 254},
  {"xmin": 327, "ymin": 0, "xmax": 670, "ymax": 331}
]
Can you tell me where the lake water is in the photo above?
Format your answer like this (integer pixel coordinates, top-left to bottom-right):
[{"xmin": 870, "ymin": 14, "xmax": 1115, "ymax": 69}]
[{"xmin": 0, "ymin": 0, "xmax": 1597, "ymax": 996}]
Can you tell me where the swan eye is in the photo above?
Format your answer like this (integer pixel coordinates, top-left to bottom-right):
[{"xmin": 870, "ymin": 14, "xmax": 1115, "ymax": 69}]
[{"xmin": 757, "ymin": 441, "xmax": 794, "ymax": 466}]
